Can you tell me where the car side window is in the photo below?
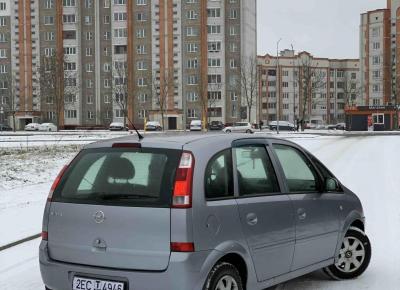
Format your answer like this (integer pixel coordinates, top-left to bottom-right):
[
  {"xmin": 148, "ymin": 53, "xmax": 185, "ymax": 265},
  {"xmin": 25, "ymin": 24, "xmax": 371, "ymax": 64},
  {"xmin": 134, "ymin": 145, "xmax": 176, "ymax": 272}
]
[
  {"xmin": 273, "ymin": 144, "xmax": 319, "ymax": 193},
  {"xmin": 309, "ymin": 154, "xmax": 333, "ymax": 179},
  {"xmin": 234, "ymin": 145, "xmax": 280, "ymax": 196},
  {"xmin": 205, "ymin": 149, "xmax": 234, "ymax": 199}
]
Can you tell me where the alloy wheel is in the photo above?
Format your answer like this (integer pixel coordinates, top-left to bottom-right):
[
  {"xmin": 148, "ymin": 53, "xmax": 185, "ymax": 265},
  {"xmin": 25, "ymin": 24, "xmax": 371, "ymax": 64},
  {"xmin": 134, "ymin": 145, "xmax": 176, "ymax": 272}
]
[
  {"xmin": 215, "ymin": 275, "xmax": 238, "ymax": 290},
  {"xmin": 335, "ymin": 236, "xmax": 366, "ymax": 273}
]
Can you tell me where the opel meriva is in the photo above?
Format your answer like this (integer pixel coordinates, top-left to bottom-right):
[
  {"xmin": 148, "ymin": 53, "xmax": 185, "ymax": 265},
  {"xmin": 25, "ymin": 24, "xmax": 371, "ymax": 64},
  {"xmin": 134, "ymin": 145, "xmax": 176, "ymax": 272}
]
[{"xmin": 40, "ymin": 134, "xmax": 371, "ymax": 290}]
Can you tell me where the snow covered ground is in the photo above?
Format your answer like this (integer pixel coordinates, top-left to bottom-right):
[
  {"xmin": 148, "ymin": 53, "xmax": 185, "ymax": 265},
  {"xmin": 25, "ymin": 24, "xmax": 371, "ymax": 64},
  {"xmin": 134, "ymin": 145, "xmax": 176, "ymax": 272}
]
[{"xmin": 1, "ymin": 133, "xmax": 400, "ymax": 289}]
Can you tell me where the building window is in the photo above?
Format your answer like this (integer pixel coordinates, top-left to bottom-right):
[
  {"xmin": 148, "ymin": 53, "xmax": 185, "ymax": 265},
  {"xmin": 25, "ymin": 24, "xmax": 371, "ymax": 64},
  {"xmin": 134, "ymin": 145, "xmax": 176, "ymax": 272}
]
[
  {"xmin": 87, "ymin": 111, "xmax": 94, "ymax": 120},
  {"xmin": 208, "ymin": 25, "xmax": 221, "ymax": 34},
  {"xmin": 208, "ymin": 41, "xmax": 221, "ymax": 52},
  {"xmin": 44, "ymin": 16, "xmax": 55, "ymax": 25},
  {"xmin": 65, "ymin": 110, "xmax": 77, "ymax": 119},
  {"xmin": 187, "ymin": 43, "xmax": 198, "ymax": 53},
  {"xmin": 187, "ymin": 109, "xmax": 198, "ymax": 118},
  {"xmin": 114, "ymin": 12, "xmax": 127, "ymax": 21},
  {"xmin": 187, "ymin": 10, "xmax": 198, "ymax": 19},
  {"xmin": 138, "ymin": 109, "xmax": 146, "ymax": 119},
  {"xmin": 63, "ymin": 0, "xmax": 76, "ymax": 7},
  {"xmin": 207, "ymin": 8, "xmax": 221, "ymax": 18},
  {"xmin": 208, "ymin": 58, "xmax": 221, "ymax": 67},
  {"xmin": 63, "ymin": 14, "xmax": 76, "ymax": 23},
  {"xmin": 45, "ymin": 0, "xmax": 54, "ymax": 8},
  {"xmin": 187, "ymin": 92, "xmax": 198, "ymax": 102}
]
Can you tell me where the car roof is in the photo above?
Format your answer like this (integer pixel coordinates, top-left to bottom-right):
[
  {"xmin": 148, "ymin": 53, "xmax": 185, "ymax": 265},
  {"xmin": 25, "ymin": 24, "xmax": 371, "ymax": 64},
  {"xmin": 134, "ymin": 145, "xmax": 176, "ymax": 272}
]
[{"xmin": 84, "ymin": 133, "xmax": 296, "ymax": 151}]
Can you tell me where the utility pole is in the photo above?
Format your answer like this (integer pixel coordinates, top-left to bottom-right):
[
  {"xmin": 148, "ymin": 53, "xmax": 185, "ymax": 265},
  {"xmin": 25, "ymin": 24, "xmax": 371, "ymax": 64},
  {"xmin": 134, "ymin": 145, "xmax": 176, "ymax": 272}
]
[
  {"xmin": 276, "ymin": 38, "xmax": 282, "ymax": 134},
  {"xmin": 291, "ymin": 44, "xmax": 296, "ymax": 125}
]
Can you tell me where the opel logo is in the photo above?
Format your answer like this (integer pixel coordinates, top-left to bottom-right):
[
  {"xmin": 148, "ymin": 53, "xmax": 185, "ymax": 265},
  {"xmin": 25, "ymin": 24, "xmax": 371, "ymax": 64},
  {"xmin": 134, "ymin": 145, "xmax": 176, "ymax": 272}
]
[{"xmin": 93, "ymin": 211, "xmax": 105, "ymax": 224}]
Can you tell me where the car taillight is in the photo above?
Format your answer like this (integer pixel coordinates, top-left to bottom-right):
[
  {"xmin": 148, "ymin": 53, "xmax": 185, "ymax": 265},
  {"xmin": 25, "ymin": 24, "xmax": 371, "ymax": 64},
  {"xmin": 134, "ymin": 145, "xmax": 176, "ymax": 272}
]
[
  {"xmin": 170, "ymin": 242, "xmax": 195, "ymax": 252},
  {"xmin": 172, "ymin": 151, "xmax": 194, "ymax": 208},
  {"xmin": 47, "ymin": 165, "xmax": 68, "ymax": 202},
  {"xmin": 41, "ymin": 231, "xmax": 48, "ymax": 241}
]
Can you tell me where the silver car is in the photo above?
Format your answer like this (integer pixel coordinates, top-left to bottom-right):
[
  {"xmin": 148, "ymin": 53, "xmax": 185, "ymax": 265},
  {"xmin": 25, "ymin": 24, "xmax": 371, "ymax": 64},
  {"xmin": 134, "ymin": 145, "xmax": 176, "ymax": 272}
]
[
  {"xmin": 223, "ymin": 122, "xmax": 255, "ymax": 134},
  {"xmin": 40, "ymin": 134, "xmax": 371, "ymax": 290}
]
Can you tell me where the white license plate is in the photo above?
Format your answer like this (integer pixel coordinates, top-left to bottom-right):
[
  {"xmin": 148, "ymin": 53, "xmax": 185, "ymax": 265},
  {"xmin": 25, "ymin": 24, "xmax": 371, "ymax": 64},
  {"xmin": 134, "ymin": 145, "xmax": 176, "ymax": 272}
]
[{"xmin": 73, "ymin": 277, "xmax": 124, "ymax": 290}]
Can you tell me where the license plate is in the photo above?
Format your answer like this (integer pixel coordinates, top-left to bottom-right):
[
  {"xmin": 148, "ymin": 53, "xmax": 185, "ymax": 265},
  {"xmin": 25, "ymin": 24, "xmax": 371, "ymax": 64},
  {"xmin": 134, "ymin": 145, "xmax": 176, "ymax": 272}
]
[{"xmin": 72, "ymin": 277, "xmax": 124, "ymax": 290}]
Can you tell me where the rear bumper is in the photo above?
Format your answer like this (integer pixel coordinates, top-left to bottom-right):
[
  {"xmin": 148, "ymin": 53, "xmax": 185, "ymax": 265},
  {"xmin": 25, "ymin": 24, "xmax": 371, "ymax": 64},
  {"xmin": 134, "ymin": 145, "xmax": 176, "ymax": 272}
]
[{"xmin": 40, "ymin": 241, "xmax": 214, "ymax": 290}]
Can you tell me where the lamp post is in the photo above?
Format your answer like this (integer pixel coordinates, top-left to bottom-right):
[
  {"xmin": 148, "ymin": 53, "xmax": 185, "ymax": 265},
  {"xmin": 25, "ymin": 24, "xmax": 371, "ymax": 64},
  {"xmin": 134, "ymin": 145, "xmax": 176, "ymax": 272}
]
[
  {"xmin": 276, "ymin": 38, "xmax": 282, "ymax": 134},
  {"xmin": 291, "ymin": 44, "xmax": 297, "ymax": 126}
]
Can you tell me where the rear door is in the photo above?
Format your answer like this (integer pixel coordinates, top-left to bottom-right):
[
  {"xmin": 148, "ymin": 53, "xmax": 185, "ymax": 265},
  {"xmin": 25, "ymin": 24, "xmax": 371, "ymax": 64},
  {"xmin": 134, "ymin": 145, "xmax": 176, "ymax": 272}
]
[
  {"xmin": 234, "ymin": 140, "xmax": 296, "ymax": 282},
  {"xmin": 271, "ymin": 142, "xmax": 340, "ymax": 270},
  {"xmin": 48, "ymin": 147, "xmax": 181, "ymax": 271}
]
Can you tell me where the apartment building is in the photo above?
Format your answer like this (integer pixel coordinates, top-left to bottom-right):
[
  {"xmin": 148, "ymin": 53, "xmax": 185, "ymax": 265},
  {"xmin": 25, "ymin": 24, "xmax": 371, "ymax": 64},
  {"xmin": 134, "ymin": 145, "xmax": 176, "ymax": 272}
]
[
  {"xmin": 0, "ymin": 0, "xmax": 12, "ymax": 125},
  {"xmin": 258, "ymin": 50, "xmax": 360, "ymax": 125},
  {"xmin": 1, "ymin": 0, "xmax": 257, "ymax": 129},
  {"xmin": 359, "ymin": 8, "xmax": 391, "ymax": 107}
]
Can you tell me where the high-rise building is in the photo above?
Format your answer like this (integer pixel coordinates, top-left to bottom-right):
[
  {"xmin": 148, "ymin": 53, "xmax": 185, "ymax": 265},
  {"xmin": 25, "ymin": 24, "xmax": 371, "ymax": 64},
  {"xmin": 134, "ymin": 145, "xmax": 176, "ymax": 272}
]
[
  {"xmin": 258, "ymin": 50, "xmax": 360, "ymax": 125},
  {"xmin": 359, "ymin": 7, "xmax": 391, "ymax": 107},
  {"xmin": 1, "ymin": 0, "xmax": 257, "ymax": 129}
]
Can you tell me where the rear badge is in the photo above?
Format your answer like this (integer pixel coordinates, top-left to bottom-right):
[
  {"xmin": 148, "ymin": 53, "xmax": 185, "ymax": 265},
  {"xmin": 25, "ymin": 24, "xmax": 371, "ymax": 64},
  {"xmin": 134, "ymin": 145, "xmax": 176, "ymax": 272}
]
[{"xmin": 93, "ymin": 211, "xmax": 106, "ymax": 224}]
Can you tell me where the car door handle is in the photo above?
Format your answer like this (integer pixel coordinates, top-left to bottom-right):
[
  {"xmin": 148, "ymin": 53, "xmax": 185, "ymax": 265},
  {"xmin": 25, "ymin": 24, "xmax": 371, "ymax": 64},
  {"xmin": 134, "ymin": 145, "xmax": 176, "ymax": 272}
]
[
  {"xmin": 297, "ymin": 208, "xmax": 307, "ymax": 220},
  {"xmin": 246, "ymin": 213, "xmax": 258, "ymax": 226}
]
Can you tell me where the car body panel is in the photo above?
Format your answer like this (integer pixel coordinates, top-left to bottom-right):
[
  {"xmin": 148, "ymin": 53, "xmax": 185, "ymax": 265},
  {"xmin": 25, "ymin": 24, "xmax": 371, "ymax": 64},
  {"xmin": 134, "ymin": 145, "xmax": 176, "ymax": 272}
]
[
  {"xmin": 25, "ymin": 123, "xmax": 40, "ymax": 131},
  {"xmin": 40, "ymin": 134, "xmax": 366, "ymax": 290}
]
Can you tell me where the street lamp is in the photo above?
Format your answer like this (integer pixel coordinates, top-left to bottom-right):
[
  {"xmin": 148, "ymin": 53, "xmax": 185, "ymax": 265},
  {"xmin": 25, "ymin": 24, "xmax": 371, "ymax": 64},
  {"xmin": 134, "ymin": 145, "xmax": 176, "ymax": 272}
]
[{"xmin": 276, "ymin": 38, "xmax": 282, "ymax": 134}]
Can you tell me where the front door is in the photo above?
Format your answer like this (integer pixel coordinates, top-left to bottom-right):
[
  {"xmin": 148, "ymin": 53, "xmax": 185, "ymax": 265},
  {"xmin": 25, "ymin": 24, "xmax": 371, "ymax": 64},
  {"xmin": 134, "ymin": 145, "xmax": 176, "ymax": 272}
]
[
  {"xmin": 234, "ymin": 141, "xmax": 295, "ymax": 282},
  {"xmin": 168, "ymin": 117, "xmax": 177, "ymax": 130},
  {"xmin": 271, "ymin": 143, "xmax": 340, "ymax": 270}
]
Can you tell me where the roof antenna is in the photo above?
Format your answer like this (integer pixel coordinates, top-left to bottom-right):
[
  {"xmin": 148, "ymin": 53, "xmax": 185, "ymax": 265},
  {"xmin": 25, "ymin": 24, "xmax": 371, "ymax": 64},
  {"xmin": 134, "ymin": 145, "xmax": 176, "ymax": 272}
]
[{"xmin": 126, "ymin": 117, "xmax": 144, "ymax": 140}]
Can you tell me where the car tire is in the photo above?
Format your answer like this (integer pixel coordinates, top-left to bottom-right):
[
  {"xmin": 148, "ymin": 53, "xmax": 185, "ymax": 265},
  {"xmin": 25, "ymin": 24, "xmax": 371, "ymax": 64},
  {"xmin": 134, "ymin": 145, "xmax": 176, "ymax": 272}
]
[
  {"xmin": 225, "ymin": 130, "xmax": 232, "ymax": 133},
  {"xmin": 246, "ymin": 129, "xmax": 252, "ymax": 134},
  {"xmin": 203, "ymin": 262, "xmax": 243, "ymax": 290},
  {"xmin": 323, "ymin": 228, "xmax": 371, "ymax": 280}
]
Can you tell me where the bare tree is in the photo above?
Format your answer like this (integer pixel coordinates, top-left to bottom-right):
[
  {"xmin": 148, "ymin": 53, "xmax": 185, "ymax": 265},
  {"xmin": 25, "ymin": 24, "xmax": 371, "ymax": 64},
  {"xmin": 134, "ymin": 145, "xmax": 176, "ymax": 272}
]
[
  {"xmin": 298, "ymin": 58, "xmax": 326, "ymax": 130},
  {"xmin": 0, "ymin": 73, "xmax": 17, "ymax": 131},
  {"xmin": 197, "ymin": 72, "xmax": 224, "ymax": 127},
  {"xmin": 38, "ymin": 53, "xmax": 78, "ymax": 130},
  {"xmin": 237, "ymin": 56, "xmax": 259, "ymax": 123},
  {"xmin": 342, "ymin": 72, "xmax": 360, "ymax": 107},
  {"xmin": 153, "ymin": 68, "xmax": 175, "ymax": 131},
  {"xmin": 112, "ymin": 61, "xmax": 129, "ymax": 127}
]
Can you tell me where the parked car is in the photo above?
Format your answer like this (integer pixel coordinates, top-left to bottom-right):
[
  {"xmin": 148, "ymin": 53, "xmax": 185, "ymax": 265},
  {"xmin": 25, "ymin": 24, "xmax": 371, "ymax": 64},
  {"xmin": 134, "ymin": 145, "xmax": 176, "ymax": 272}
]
[
  {"xmin": 145, "ymin": 121, "xmax": 162, "ymax": 131},
  {"xmin": 268, "ymin": 121, "xmax": 296, "ymax": 131},
  {"xmin": 190, "ymin": 120, "xmax": 203, "ymax": 131},
  {"xmin": 24, "ymin": 123, "xmax": 40, "ymax": 131},
  {"xmin": 109, "ymin": 122, "xmax": 129, "ymax": 131},
  {"xmin": 0, "ymin": 124, "xmax": 12, "ymax": 131},
  {"xmin": 208, "ymin": 121, "xmax": 224, "ymax": 131},
  {"xmin": 305, "ymin": 122, "xmax": 317, "ymax": 129},
  {"xmin": 39, "ymin": 123, "xmax": 58, "ymax": 132},
  {"xmin": 223, "ymin": 122, "xmax": 254, "ymax": 133},
  {"xmin": 328, "ymin": 123, "xmax": 346, "ymax": 130},
  {"xmin": 336, "ymin": 123, "xmax": 346, "ymax": 130},
  {"xmin": 40, "ymin": 134, "xmax": 371, "ymax": 290}
]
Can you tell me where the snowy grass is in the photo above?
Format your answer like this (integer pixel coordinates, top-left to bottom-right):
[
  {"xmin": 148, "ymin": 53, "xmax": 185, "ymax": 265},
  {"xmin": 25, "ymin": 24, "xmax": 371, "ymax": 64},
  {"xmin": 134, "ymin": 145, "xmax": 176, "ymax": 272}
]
[{"xmin": 0, "ymin": 145, "xmax": 81, "ymax": 191}]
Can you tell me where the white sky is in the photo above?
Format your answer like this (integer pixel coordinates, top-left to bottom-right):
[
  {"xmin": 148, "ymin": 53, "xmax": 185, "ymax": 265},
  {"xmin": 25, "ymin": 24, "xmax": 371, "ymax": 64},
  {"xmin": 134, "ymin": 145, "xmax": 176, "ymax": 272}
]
[{"xmin": 257, "ymin": 0, "xmax": 387, "ymax": 59}]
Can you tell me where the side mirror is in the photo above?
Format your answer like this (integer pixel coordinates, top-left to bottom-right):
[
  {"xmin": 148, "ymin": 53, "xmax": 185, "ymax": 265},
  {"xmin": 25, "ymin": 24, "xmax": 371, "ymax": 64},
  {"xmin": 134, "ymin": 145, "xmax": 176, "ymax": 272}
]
[{"xmin": 325, "ymin": 178, "xmax": 339, "ymax": 192}]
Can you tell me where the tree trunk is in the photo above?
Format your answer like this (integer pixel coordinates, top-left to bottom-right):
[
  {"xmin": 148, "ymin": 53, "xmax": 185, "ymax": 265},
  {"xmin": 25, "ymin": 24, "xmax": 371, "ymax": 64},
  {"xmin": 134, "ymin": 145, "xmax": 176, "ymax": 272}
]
[
  {"xmin": 12, "ymin": 113, "xmax": 16, "ymax": 132},
  {"xmin": 161, "ymin": 110, "xmax": 165, "ymax": 131}
]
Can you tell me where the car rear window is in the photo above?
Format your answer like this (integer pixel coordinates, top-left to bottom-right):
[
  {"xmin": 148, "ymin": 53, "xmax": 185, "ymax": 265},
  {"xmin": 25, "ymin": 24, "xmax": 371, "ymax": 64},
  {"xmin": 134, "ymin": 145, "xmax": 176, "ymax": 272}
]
[{"xmin": 52, "ymin": 148, "xmax": 181, "ymax": 207}]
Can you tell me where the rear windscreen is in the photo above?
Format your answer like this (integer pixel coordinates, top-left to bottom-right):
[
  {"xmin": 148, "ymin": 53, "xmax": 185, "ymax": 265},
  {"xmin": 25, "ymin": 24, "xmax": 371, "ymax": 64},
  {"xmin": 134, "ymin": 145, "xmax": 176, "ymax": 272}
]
[{"xmin": 52, "ymin": 148, "xmax": 181, "ymax": 207}]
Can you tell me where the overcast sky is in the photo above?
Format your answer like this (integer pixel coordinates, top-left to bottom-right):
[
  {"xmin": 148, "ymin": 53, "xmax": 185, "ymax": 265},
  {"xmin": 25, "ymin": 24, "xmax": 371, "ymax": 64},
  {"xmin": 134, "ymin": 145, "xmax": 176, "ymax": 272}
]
[{"xmin": 257, "ymin": 0, "xmax": 387, "ymax": 59}]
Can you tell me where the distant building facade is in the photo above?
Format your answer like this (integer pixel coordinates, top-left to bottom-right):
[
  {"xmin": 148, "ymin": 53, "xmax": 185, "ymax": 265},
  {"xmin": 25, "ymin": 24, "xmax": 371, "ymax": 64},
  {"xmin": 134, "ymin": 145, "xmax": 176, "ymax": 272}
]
[
  {"xmin": 258, "ymin": 50, "xmax": 360, "ymax": 125},
  {"xmin": 0, "ymin": 0, "xmax": 257, "ymax": 129}
]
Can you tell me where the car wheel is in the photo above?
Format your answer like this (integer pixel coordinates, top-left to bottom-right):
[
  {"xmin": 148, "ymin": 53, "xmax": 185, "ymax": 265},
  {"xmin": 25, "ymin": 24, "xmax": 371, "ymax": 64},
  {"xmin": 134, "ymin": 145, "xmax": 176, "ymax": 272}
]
[
  {"xmin": 203, "ymin": 262, "xmax": 243, "ymax": 290},
  {"xmin": 225, "ymin": 129, "xmax": 232, "ymax": 133},
  {"xmin": 246, "ymin": 129, "xmax": 253, "ymax": 134},
  {"xmin": 324, "ymin": 228, "xmax": 371, "ymax": 280}
]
